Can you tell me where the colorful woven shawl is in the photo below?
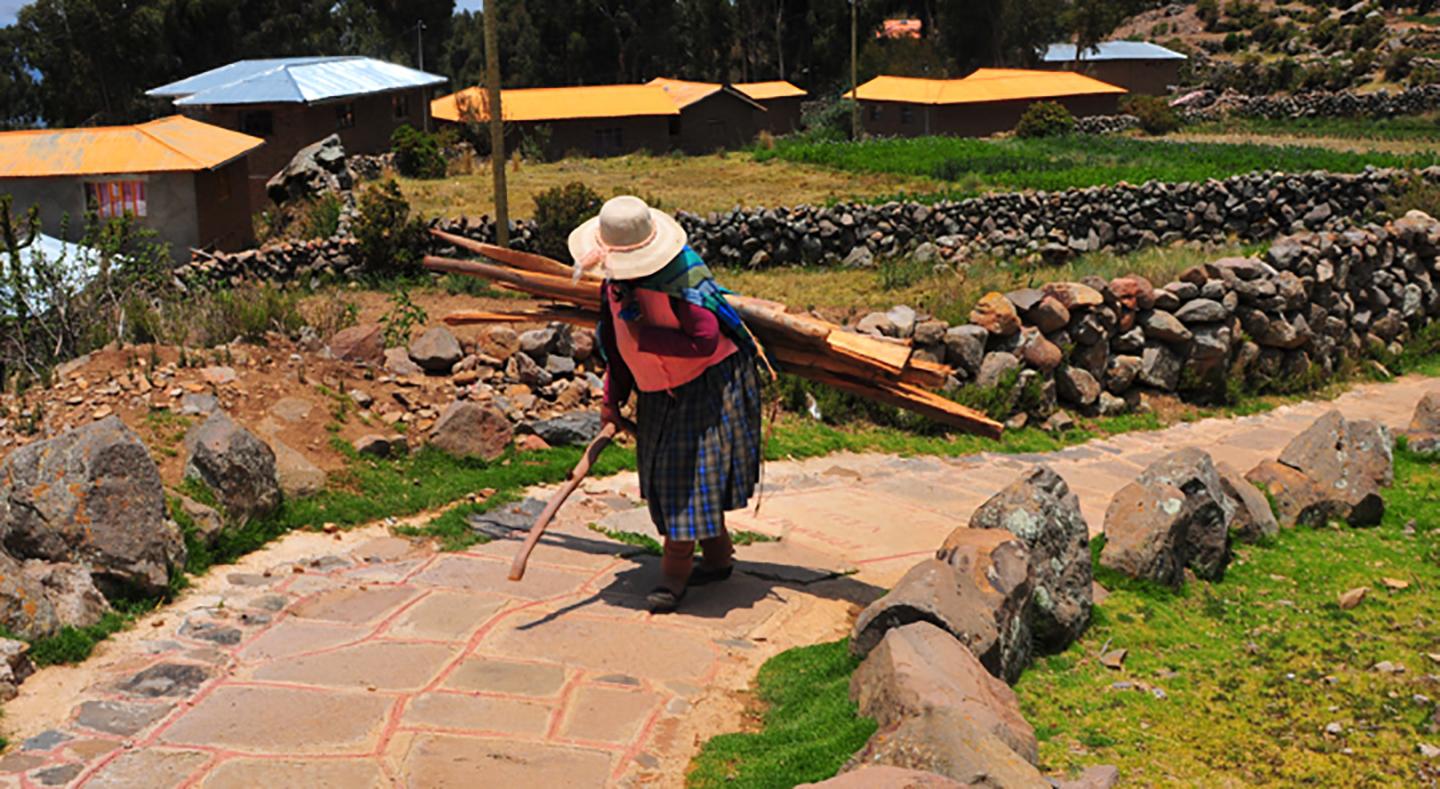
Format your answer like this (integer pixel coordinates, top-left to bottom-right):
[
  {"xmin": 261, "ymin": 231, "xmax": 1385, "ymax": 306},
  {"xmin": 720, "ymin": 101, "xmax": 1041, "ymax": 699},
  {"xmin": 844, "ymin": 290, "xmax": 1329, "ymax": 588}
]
[{"xmin": 604, "ymin": 246, "xmax": 766, "ymax": 367}]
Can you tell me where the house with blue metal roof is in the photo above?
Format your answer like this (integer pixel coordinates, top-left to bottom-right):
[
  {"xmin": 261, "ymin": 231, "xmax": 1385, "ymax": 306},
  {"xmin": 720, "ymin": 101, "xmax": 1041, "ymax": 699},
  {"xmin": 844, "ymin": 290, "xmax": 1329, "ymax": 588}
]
[
  {"xmin": 1039, "ymin": 41, "xmax": 1186, "ymax": 96},
  {"xmin": 148, "ymin": 57, "xmax": 447, "ymax": 205}
]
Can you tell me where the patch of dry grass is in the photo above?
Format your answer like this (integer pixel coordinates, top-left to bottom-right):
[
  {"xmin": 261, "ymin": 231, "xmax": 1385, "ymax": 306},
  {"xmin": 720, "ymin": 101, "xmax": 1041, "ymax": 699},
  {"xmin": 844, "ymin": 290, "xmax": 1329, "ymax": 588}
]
[
  {"xmin": 395, "ymin": 152, "xmax": 939, "ymax": 220},
  {"xmin": 719, "ymin": 242, "xmax": 1258, "ymax": 325}
]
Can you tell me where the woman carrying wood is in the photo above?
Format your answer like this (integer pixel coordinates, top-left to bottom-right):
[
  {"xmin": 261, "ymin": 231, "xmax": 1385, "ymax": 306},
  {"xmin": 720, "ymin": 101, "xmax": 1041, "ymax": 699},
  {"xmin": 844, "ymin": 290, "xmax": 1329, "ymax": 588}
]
[{"xmin": 571, "ymin": 196, "xmax": 764, "ymax": 613}]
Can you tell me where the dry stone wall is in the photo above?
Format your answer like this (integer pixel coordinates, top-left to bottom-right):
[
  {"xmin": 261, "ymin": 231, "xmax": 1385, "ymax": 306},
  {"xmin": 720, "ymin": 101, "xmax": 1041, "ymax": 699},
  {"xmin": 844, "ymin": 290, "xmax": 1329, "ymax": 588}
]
[
  {"xmin": 181, "ymin": 168, "xmax": 1430, "ymax": 282},
  {"xmin": 1176, "ymin": 84, "xmax": 1440, "ymax": 122},
  {"xmin": 870, "ymin": 210, "xmax": 1440, "ymax": 425}
]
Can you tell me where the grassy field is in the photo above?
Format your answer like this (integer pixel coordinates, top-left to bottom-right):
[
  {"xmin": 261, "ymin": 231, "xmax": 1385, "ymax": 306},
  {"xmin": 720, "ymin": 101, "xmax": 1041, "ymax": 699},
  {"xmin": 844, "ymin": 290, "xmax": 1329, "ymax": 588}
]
[
  {"xmin": 719, "ymin": 242, "xmax": 1260, "ymax": 326},
  {"xmin": 395, "ymin": 152, "xmax": 939, "ymax": 220},
  {"xmin": 754, "ymin": 135, "xmax": 1440, "ymax": 198},
  {"xmin": 1177, "ymin": 114, "xmax": 1440, "ymax": 155},
  {"xmin": 1018, "ymin": 447, "xmax": 1440, "ymax": 786}
]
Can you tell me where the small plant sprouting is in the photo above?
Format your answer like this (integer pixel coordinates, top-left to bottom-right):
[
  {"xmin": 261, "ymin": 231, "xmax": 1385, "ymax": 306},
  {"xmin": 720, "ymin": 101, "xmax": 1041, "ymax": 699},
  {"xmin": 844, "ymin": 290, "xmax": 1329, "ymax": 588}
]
[{"xmin": 380, "ymin": 289, "xmax": 428, "ymax": 348}]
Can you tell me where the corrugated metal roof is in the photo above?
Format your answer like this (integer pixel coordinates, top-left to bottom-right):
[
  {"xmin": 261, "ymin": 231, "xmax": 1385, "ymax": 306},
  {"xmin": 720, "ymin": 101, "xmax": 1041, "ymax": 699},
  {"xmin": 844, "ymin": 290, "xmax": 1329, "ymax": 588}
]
[
  {"xmin": 431, "ymin": 85, "xmax": 679, "ymax": 123},
  {"xmin": 148, "ymin": 56, "xmax": 447, "ymax": 106},
  {"xmin": 2, "ymin": 233, "xmax": 104, "ymax": 313},
  {"xmin": 851, "ymin": 69, "xmax": 1126, "ymax": 105},
  {"xmin": 1042, "ymin": 41, "xmax": 1187, "ymax": 62},
  {"xmin": 735, "ymin": 80, "xmax": 807, "ymax": 100},
  {"xmin": 0, "ymin": 116, "xmax": 265, "ymax": 178}
]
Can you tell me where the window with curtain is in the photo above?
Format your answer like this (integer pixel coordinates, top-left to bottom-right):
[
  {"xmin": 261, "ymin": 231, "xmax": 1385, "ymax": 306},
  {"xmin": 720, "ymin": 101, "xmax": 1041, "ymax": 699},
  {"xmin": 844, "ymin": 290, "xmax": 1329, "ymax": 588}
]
[{"xmin": 86, "ymin": 181, "xmax": 147, "ymax": 218}]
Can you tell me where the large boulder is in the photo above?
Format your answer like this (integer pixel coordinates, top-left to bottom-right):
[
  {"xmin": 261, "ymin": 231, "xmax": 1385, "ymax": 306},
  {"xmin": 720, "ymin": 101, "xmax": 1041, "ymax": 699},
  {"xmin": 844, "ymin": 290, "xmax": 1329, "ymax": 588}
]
[
  {"xmin": 1101, "ymin": 449, "xmax": 1234, "ymax": 587},
  {"xmin": 842, "ymin": 706, "xmax": 1048, "ymax": 787},
  {"xmin": 1245, "ymin": 460, "xmax": 1332, "ymax": 528},
  {"xmin": 967, "ymin": 466, "xmax": 1092, "ymax": 650},
  {"xmin": 851, "ymin": 622, "xmax": 1038, "ymax": 764},
  {"xmin": 265, "ymin": 133, "xmax": 352, "ymax": 204},
  {"xmin": 970, "ymin": 292, "xmax": 1021, "ymax": 337},
  {"xmin": 407, "ymin": 327, "xmax": 463, "ymax": 373},
  {"xmin": 851, "ymin": 556, "xmax": 1031, "ymax": 682},
  {"xmin": 1273, "ymin": 410, "xmax": 1391, "ymax": 526},
  {"xmin": 933, "ymin": 530, "xmax": 1034, "ymax": 683},
  {"xmin": 268, "ymin": 438, "xmax": 326, "ymax": 500},
  {"xmin": 1405, "ymin": 391, "xmax": 1440, "ymax": 453},
  {"xmin": 0, "ymin": 417, "xmax": 184, "ymax": 595},
  {"xmin": 428, "ymin": 401, "xmax": 513, "ymax": 460},
  {"xmin": 1132, "ymin": 449, "xmax": 1234, "ymax": 578},
  {"xmin": 1215, "ymin": 461, "xmax": 1279, "ymax": 542},
  {"xmin": 527, "ymin": 412, "xmax": 602, "ymax": 447},
  {"xmin": 185, "ymin": 412, "xmax": 282, "ymax": 524}
]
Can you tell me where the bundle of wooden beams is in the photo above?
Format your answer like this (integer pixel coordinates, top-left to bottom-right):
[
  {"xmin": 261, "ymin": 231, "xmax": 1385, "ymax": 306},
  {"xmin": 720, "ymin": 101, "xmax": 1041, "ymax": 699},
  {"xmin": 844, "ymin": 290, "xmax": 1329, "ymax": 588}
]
[{"xmin": 424, "ymin": 229, "xmax": 1002, "ymax": 438}]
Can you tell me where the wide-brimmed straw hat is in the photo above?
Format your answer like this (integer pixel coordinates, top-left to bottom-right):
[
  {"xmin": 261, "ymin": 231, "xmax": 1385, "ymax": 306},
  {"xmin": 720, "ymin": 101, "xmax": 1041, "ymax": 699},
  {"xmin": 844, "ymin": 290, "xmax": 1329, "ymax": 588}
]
[{"xmin": 567, "ymin": 196, "xmax": 687, "ymax": 281}]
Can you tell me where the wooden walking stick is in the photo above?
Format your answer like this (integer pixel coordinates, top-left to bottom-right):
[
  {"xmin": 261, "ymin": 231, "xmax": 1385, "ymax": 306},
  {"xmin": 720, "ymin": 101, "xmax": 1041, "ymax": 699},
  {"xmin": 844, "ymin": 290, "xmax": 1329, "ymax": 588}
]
[{"xmin": 509, "ymin": 417, "xmax": 634, "ymax": 581}]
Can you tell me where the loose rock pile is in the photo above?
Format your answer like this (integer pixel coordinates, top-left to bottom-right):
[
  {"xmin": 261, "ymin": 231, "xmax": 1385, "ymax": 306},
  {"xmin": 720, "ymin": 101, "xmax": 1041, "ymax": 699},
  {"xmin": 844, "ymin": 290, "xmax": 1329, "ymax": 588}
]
[{"xmin": 332, "ymin": 322, "xmax": 605, "ymax": 457}]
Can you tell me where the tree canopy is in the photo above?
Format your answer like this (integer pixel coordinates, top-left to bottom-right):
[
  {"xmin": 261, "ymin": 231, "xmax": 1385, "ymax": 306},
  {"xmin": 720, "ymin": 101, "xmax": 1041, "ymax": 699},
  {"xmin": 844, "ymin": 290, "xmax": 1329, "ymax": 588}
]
[{"xmin": 2, "ymin": 0, "xmax": 1129, "ymax": 129}]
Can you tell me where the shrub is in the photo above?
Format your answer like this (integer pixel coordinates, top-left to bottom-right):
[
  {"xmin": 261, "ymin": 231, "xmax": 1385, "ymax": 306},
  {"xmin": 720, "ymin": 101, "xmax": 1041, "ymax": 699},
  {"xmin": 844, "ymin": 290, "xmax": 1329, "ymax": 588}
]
[
  {"xmin": 799, "ymin": 98, "xmax": 858, "ymax": 142},
  {"xmin": 380, "ymin": 288, "xmax": 428, "ymax": 348},
  {"xmin": 353, "ymin": 180, "xmax": 428, "ymax": 276},
  {"xmin": 390, "ymin": 125, "xmax": 446, "ymax": 179},
  {"xmin": 1014, "ymin": 101, "xmax": 1075, "ymax": 139},
  {"xmin": 1120, "ymin": 95, "xmax": 1180, "ymax": 135},
  {"xmin": 1196, "ymin": 0, "xmax": 1221, "ymax": 30},
  {"xmin": 531, "ymin": 181, "xmax": 603, "ymax": 260},
  {"xmin": 518, "ymin": 124, "xmax": 552, "ymax": 163},
  {"xmin": 1385, "ymin": 48, "xmax": 1418, "ymax": 82}
]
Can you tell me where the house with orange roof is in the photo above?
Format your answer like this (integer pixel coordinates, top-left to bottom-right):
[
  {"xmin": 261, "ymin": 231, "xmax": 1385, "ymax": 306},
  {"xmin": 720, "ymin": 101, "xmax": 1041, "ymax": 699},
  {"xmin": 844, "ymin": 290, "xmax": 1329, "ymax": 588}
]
[
  {"xmin": 646, "ymin": 78, "xmax": 768, "ymax": 152},
  {"xmin": 0, "ymin": 115, "xmax": 265, "ymax": 255},
  {"xmin": 849, "ymin": 69, "xmax": 1126, "ymax": 138},
  {"xmin": 650, "ymin": 78, "xmax": 808, "ymax": 135},
  {"xmin": 431, "ymin": 84, "xmax": 679, "ymax": 159}
]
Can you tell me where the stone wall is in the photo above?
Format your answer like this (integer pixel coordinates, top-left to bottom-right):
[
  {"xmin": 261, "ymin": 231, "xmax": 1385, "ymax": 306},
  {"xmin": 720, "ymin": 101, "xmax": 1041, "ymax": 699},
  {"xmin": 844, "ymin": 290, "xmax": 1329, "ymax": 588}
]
[
  {"xmin": 865, "ymin": 210, "xmax": 1440, "ymax": 427},
  {"xmin": 1176, "ymin": 84, "xmax": 1440, "ymax": 122},
  {"xmin": 181, "ymin": 168, "xmax": 1429, "ymax": 281}
]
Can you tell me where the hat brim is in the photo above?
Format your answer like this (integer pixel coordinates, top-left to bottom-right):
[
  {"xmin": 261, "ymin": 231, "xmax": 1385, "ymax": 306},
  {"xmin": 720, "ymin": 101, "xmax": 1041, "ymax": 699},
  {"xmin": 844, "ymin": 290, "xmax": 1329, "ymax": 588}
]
[{"xmin": 567, "ymin": 208, "xmax": 688, "ymax": 281}]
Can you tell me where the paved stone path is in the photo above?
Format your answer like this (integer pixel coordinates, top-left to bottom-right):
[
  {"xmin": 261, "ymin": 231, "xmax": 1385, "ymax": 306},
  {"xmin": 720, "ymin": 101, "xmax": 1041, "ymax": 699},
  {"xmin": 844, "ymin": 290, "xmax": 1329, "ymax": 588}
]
[{"xmin": 1, "ymin": 375, "xmax": 1435, "ymax": 788}]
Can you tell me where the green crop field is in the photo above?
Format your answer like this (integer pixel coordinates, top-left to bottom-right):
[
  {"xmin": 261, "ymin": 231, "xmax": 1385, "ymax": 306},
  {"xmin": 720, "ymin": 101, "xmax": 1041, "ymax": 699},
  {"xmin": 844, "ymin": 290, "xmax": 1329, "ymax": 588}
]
[{"xmin": 754, "ymin": 135, "xmax": 1440, "ymax": 199}]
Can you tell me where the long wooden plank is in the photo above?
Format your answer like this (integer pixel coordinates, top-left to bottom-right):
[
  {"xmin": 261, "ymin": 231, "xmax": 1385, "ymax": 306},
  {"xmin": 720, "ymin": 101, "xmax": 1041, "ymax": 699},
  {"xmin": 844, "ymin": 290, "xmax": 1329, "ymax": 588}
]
[
  {"xmin": 790, "ymin": 364, "xmax": 1003, "ymax": 439},
  {"xmin": 423, "ymin": 256, "xmax": 602, "ymax": 310},
  {"xmin": 825, "ymin": 329, "xmax": 912, "ymax": 375},
  {"xmin": 443, "ymin": 309, "xmax": 599, "ymax": 329},
  {"xmin": 429, "ymin": 229, "xmax": 582, "ymax": 279}
]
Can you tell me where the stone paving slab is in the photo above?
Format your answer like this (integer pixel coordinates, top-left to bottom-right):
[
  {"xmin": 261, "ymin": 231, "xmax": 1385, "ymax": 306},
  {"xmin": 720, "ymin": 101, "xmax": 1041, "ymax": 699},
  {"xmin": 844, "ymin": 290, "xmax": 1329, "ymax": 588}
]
[{"xmin": 0, "ymin": 375, "xmax": 1432, "ymax": 788}]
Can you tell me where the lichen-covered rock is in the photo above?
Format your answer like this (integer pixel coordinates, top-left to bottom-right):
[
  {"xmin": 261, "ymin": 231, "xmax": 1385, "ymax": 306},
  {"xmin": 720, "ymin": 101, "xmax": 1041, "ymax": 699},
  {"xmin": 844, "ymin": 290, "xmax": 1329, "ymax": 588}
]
[
  {"xmin": 851, "ymin": 622, "xmax": 1038, "ymax": 763},
  {"xmin": 1405, "ymin": 390, "xmax": 1440, "ymax": 453},
  {"xmin": 383, "ymin": 347, "xmax": 424, "ymax": 377},
  {"xmin": 966, "ymin": 466, "xmax": 1092, "ymax": 650},
  {"xmin": 428, "ymin": 401, "xmax": 513, "ymax": 460},
  {"xmin": 976, "ymin": 352, "xmax": 1020, "ymax": 389},
  {"xmin": 23, "ymin": 561, "xmax": 111, "ymax": 629},
  {"xmin": 0, "ymin": 417, "xmax": 184, "ymax": 595},
  {"xmin": 1133, "ymin": 448, "xmax": 1235, "ymax": 579},
  {"xmin": 1056, "ymin": 367, "xmax": 1101, "ymax": 407},
  {"xmin": 943, "ymin": 326, "xmax": 987, "ymax": 374},
  {"xmin": 185, "ymin": 411, "xmax": 281, "ymax": 524},
  {"xmin": 1245, "ymin": 459, "xmax": 1331, "ymax": 527},
  {"xmin": 0, "ymin": 553, "xmax": 59, "ymax": 639},
  {"xmin": 1274, "ymin": 411, "xmax": 1391, "ymax": 526}
]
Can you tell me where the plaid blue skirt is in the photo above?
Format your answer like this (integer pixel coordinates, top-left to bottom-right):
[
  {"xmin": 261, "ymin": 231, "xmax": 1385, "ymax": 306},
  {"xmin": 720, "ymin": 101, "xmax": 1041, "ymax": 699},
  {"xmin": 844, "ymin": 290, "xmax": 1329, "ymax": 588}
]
[{"xmin": 636, "ymin": 352, "xmax": 763, "ymax": 541}]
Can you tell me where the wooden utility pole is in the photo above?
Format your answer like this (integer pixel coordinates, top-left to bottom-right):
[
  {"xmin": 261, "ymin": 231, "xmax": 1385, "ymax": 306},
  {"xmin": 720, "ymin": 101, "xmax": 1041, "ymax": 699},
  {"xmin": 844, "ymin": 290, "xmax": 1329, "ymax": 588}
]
[
  {"xmin": 484, "ymin": 0, "xmax": 510, "ymax": 247},
  {"xmin": 851, "ymin": 0, "xmax": 860, "ymax": 139}
]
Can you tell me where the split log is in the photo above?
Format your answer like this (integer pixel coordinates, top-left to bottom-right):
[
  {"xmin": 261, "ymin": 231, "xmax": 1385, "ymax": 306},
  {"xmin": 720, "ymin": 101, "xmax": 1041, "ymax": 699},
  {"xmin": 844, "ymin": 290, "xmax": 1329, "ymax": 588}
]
[
  {"xmin": 423, "ymin": 256, "xmax": 602, "ymax": 310},
  {"xmin": 788, "ymin": 365, "xmax": 1003, "ymax": 439},
  {"xmin": 825, "ymin": 330, "xmax": 911, "ymax": 375},
  {"xmin": 429, "ymin": 229, "xmax": 580, "ymax": 279},
  {"xmin": 444, "ymin": 308, "xmax": 599, "ymax": 329}
]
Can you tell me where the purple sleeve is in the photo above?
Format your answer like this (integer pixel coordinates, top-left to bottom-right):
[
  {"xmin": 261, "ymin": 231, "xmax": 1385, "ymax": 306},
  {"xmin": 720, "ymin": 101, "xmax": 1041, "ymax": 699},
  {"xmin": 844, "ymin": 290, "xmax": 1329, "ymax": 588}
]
[
  {"xmin": 599, "ymin": 291, "xmax": 634, "ymax": 409},
  {"xmin": 636, "ymin": 299, "xmax": 721, "ymax": 358}
]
